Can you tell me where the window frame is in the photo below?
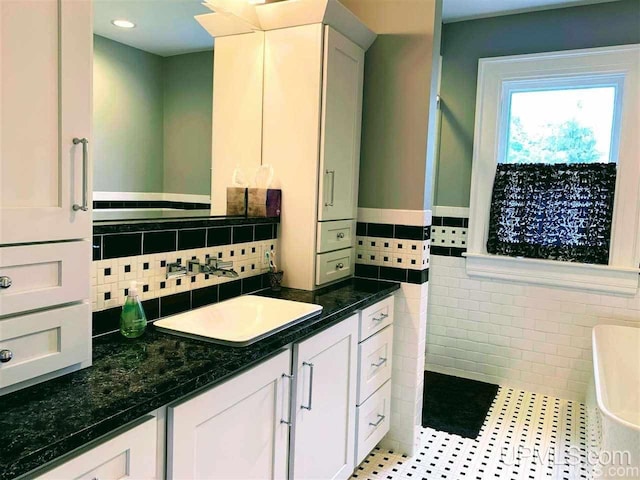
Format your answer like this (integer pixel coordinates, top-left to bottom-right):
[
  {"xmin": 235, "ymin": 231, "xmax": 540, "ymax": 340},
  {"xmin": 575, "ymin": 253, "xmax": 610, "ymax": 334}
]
[{"xmin": 466, "ymin": 44, "xmax": 640, "ymax": 295}]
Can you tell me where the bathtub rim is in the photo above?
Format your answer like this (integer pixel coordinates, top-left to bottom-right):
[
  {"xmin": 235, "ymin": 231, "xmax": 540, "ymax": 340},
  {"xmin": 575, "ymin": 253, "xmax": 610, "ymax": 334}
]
[{"xmin": 592, "ymin": 324, "xmax": 640, "ymax": 433}]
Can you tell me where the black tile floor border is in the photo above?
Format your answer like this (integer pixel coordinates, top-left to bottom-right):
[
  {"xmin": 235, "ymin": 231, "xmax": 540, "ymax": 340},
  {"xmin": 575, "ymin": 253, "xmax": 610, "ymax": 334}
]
[
  {"xmin": 355, "ymin": 263, "xmax": 429, "ymax": 285},
  {"xmin": 422, "ymin": 371, "xmax": 499, "ymax": 439},
  {"xmin": 356, "ymin": 222, "xmax": 431, "ymax": 241},
  {"xmin": 91, "ymin": 273, "xmax": 269, "ymax": 337}
]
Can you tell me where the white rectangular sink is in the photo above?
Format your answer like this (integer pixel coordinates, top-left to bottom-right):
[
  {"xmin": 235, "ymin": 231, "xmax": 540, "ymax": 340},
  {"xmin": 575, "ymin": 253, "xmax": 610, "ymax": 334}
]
[{"xmin": 153, "ymin": 295, "xmax": 323, "ymax": 346}]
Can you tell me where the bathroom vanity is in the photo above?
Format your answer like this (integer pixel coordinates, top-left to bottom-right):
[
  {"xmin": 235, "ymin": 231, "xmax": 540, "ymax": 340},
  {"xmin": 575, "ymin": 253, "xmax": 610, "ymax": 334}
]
[{"xmin": 0, "ymin": 279, "xmax": 398, "ymax": 480}]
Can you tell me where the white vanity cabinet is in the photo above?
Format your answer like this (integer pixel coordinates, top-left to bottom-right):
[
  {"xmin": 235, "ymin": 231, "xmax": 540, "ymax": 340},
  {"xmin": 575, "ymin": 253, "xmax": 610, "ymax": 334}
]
[
  {"xmin": 166, "ymin": 349, "xmax": 292, "ymax": 480},
  {"xmin": 33, "ymin": 417, "xmax": 158, "ymax": 480},
  {"xmin": 0, "ymin": 0, "xmax": 92, "ymax": 395},
  {"xmin": 355, "ymin": 296, "xmax": 394, "ymax": 466},
  {"xmin": 289, "ymin": 314, "xmax": 359, "ymax": 480}
]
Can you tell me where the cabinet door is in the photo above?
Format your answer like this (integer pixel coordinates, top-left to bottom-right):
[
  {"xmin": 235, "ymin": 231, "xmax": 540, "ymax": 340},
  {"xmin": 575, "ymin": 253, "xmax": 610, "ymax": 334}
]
[
  {"xmin": 167, "ymin": 349, "xmax": 292, "ymax": 480},
  {"xmin": 318, "ymin": 26, "xmax": 365, "ymax": 222},
  {"xmin": 291, "ymin": 314, "xmax": 358, "ymax": 480},
  {"xmin": 1, "ymin": 0, "xmax": 92, "ymax": 244},
  {"xmin": 33, "ymin": 417, "xmax": 157, "ymax": 480}
]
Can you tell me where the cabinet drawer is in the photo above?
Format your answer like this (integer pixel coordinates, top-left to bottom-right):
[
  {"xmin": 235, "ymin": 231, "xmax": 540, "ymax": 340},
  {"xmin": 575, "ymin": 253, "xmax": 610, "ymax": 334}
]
[
  {"xmin": 359, "ymin": 295, "xmax": 394, "ymax": 342},
  {"xmin": 316, "ymin": 220, "xmax": 356, "ymax": 253},
  {"xmin": 357, "ymin": 325, "xmax": 393, "ymax": 405},
  {"xmin": 34, "ymin": 416, "xmax": 158, "ymax": 479},
  {"xmin": 355, "ymin": 380, "xmax": 391, "ymax": 466},
  {"xmin": 0, "ymin": 303, "xmax": 90, "ymax": 389},
  {"xmin": 0, "ymin": 240, "xmax": 90, "ymax": 317},
  {"xmin": 315, "ymin": 248, "xmax": 354, "ymax": 286}
]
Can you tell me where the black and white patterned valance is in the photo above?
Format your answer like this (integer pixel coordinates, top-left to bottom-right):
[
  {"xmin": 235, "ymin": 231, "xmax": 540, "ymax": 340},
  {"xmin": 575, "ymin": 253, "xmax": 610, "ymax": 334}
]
[{"xmin": 487, "ymin": 163, "xmax": 617, "ymax": 265}]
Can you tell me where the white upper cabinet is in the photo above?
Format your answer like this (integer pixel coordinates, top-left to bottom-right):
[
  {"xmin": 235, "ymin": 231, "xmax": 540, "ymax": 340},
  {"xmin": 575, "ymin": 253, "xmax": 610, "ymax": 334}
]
[
  {"xmin": 318, "ymin": 26, "xmax": 364, "ymax": 222},
  {"xmin": 0, "ymin": 0, "xmax": 92, "ymax": 244}
]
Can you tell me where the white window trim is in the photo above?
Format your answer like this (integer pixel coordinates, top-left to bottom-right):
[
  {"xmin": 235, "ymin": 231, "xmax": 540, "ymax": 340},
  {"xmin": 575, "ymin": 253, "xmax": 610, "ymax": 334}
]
[{"xmin": 466, "ymin": 44, "xmax": 640, "ymax": 295}]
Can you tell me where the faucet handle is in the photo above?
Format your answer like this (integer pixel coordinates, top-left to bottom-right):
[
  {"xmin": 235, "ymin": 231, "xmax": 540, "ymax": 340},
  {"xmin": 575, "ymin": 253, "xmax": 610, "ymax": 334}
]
[{"xmin": 188, "ymin": 259, "xmax": 202, "ymax": 274}]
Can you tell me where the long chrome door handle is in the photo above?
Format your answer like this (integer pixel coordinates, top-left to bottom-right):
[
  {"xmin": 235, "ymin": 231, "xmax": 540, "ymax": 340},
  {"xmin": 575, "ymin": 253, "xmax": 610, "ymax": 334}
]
[
  {"xmin": 369, "ymin": 414, "xmax": 386, "ymax": 428},
  {"xmin": 301, "ymin": 362, "xmax": 314, "ymax": 410},
  {"xmin": 372, "ymin": 313, "xmax": 388, "ymax": 323},
  {"xmin": 280, "ymin": 373, "xmax": 293, "ymax": 426},
  {"xmin": 324, "ymin": 170, "xmax": 335, "ymax": 207},
  {"xmin": 72, "ymin": 137, "xmax": 89, "ymax": 212}
]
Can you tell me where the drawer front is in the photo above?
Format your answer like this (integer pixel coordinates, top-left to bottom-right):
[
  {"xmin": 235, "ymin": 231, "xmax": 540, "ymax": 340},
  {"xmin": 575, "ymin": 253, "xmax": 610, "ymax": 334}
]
[
  {"xmin": 316, "ymin": 220, "xmax": 356, "ymax": 253},
  {"xmin": 34, "ymin": 416, "xmax": 158, "ymax": 479},
  {"xmin": 355, "ymin": 380, "xmax": 391, "ymax": 466},
  {"xmin": 359, "ymin": 295, "xmax": 394, "ymax": 342},
  {"xmin": 0, "ymin": 240, "xmax": 90, "ymax": 317},
  {"xmin": 357, "ymin": 325, "xmax": 393, "ymax": 405},
  {"xmin": 0, "ymin": 303, "xmax": 90, "ymax": 389},
  {"xmin": 315, "ymin": 248, "xmax": 354, "ymax": 286}
]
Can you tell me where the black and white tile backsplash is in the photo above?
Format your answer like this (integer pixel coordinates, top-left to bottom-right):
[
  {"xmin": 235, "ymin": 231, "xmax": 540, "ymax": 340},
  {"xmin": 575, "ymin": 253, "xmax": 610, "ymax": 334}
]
[
  {"xmin": 430, "ymin": 216, "xmax": 469, "ymax": 257},
  {"xmin": 354, "ymin": 221, "xmax": 430, "ymax": 284}
]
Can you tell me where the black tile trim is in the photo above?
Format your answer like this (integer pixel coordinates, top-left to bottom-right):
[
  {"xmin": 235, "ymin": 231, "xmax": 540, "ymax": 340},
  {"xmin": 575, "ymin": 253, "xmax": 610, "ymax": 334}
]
[
  {"xmin": 430, "ymin": 246, "xmax": 467, "ymax": 257},
  {"xmin": 93, "ymin": 216, "xmax": 278, "ymax": 235},
  {"xmin": 93, "ymin": 200, "xmax": 211, "ymax": 210},
  {"xmin": 355, "ymin": 222, "xmax": 432, "ymax": 241},
  {"xmin": 94, "ymin": 223, "xmax": 278, "ymax": 260},
  {"xmin": 355, "ymin": 263, "xmax": 429, "ymax": 285},
  {"xmin": 432, "ymin": 216, "xmax": 469, "ymax": 228}
]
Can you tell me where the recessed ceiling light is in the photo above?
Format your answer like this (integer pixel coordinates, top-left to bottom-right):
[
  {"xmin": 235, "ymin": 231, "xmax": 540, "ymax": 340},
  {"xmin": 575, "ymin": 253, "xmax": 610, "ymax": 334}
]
[{"xmin": 111, "ymin": 19, "xmax": 136, "ymax": 29}]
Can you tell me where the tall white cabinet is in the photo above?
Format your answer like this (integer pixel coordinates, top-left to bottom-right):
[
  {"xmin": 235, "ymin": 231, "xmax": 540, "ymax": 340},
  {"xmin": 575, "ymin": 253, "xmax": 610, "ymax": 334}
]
[
  {"xmin": 0, "ymin": 0, "xmax": 92, "ymax": 394},
  {"xmin": 264, "ymin": 24, "xmax": 370, "ymax": 290}
]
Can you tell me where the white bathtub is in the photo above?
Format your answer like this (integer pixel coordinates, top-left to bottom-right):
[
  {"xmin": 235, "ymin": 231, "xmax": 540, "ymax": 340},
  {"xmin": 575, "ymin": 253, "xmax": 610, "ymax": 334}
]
[{"xmin": 587, "ymin": 325, "xmax": 640, "ymax": 479}]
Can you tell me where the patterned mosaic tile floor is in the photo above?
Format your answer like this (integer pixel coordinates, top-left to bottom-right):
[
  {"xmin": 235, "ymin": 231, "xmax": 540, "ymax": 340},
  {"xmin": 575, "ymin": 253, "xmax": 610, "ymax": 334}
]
[{"xmin": 353, "ymin": 387, "xmax": 589, "ymax": 480}]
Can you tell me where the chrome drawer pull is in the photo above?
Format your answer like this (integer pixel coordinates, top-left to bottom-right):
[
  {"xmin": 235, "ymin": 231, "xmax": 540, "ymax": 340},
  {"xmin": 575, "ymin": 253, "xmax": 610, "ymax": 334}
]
[
  {"xmin": 369, "ymin": 414, "xmax": 386, "ymax": 428},
  {"xmin": 336, "ymin": 263, "xmax": 344, "ymax": 270},
  {"xmin": 0, "ymin": 276, "xmax": 12, "ymax": 289},
  {"xmin": 301, "ymin": 362, "xmax": 314, "ymax": 411},
  {"xmin": 0, "ymin": 349, "xmax": 13, "ymax": 363},
  {"xmin": 280, "ymin": 373, "xmax": 294, "ymax": 426},
  {"xmin": 371, "ymin": 357, "xmax": 387, "ymax": 368},
  {"xmin": 372, "ymin": 312, "xmax": 388, "ymax": 322},
  {"xmin": 336, "ymin": 232, "xmax": 345, "ymax": 239}
]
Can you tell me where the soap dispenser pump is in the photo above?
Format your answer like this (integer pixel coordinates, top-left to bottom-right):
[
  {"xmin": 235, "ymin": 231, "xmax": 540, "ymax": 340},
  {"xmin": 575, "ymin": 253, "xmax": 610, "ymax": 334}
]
[{"xmin": 120, "ymin": 281, "xmax": 147, "ymax": 338}]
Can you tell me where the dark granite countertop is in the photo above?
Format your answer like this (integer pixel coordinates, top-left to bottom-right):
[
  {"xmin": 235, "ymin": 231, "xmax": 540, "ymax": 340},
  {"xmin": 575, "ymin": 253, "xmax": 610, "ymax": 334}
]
[{"xmin": 0, "ymin": 278, "xmax": 399, "ymax": 480}]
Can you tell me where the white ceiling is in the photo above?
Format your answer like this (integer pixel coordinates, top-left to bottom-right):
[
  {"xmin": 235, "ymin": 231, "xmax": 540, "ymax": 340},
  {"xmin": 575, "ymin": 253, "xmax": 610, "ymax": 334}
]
[
  {"xmin": 93, "ymin": 0, "xmax": 213, "ymax": 57},
  {"xmin": 94, "ymin": 0, "xmax": 623, "ymax": 56},
  {"xmin": 442, "ymin": 0, "xmax": 621, "ymax": 23}
]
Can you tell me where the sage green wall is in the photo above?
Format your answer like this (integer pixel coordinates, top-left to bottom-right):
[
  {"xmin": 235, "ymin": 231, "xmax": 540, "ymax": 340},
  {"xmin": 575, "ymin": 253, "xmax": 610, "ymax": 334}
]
[
  {"xmin": 93, "ymin": 35, "xmax": 164, "ymax": 193},
  {"xmin": 435, "ymin": 0, "xmax": 640, "ymax": 207},
  {"xmin": 93, "ymin": 35, "xmax": 213, "ymax": 196},
  {"xmin": 342, "ymin": 0, "xmax": 442, "ymax": 211},
  {"xmin": 163, "ymin": 51, "xmax": 213, "ymax": 196}
]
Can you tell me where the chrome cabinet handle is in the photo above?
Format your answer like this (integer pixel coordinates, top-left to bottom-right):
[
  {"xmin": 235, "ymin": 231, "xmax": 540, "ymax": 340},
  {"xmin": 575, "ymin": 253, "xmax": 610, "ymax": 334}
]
[
  {"xmin": 371, "ymin": 357, "xmax": 387, "ymax": 368},
  {"xmin": 0, "ymin": 276, "xmax": 11, "ymax": 289},
  {"xmin": 372, "ymin": 313, "xmax": 388, "ymax": 322},
  {"xmin": 72, "ymin": 137, "xmax": 89, "ymax": 212},
  {"xmin": 337, "ymin": 232, "xmax": 345, "ymax": 239},
  {"xmin": 369, "ymin": 414, "xmax": 386, "ymax": 428},
  {"xmin": 280, "ymin": 373, "xmax": 293, "ymax": 426},
  {"xmin": 335, "ymin": 263, "xmax": 344, "ymax": 270},
  {"xmin": 0, "ymin": 349, "xmax": 13, "ymax": 363},
  {"xmin": 301, "ymin": 362, "xmax": 314, "ymax": 411},
  {"xmin": 324, "ymin": 169, "xmax": 335, "ymax": 207}
]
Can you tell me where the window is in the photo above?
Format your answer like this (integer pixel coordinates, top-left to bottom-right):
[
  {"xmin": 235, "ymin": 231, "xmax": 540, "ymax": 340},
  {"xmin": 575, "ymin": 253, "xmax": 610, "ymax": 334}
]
[{"xmin": 466, "ymin": 45, "xmax": 640, "ymax": 295}]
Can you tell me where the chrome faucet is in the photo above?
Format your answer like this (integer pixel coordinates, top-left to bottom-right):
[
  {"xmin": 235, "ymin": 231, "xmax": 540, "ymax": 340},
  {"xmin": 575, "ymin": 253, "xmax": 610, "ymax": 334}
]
[
  {"xmin": 188, "ymin": 257, "xmax": 239, "ymax": 278},
  {"xmin": 166, "ymin": 262, "xmax": 188, "ymax": 279}
]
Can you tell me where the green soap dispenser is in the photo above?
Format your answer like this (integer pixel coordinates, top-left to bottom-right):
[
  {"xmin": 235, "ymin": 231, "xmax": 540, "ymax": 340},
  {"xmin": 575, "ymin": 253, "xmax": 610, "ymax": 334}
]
[{"xmin": 120, "ymin": 280, "xmax": 147, "ymax": 338}]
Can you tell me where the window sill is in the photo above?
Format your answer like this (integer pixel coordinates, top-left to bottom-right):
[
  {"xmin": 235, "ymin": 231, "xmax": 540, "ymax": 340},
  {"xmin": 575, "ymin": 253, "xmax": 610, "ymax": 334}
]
[{"xmin": 464, "ymin": 253, "xmax": 639, "ymax": 295}]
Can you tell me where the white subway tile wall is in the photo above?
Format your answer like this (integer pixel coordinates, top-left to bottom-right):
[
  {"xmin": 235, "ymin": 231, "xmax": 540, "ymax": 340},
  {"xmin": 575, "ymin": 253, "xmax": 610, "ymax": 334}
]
[
  {"xmin": 426, "ymin": 254, "xmax": 640, "ymax": 401},
  {"xmin": 90, "ymin": 239, "xmax": 278, "ymax": 311}
]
